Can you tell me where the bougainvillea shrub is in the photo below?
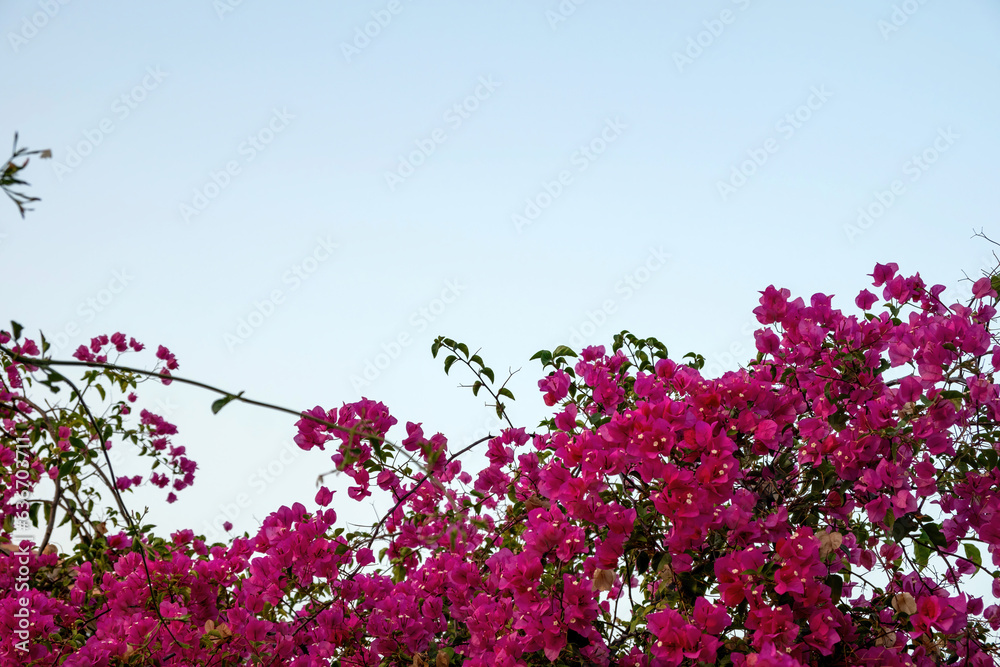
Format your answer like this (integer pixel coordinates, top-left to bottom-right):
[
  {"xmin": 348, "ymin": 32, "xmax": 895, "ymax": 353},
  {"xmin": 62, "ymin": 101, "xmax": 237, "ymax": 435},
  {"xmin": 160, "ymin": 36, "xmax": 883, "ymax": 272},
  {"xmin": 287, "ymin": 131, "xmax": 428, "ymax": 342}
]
[{"xmin": 2, "ymin": 262, "xmax": 1000, "ymax": 666}]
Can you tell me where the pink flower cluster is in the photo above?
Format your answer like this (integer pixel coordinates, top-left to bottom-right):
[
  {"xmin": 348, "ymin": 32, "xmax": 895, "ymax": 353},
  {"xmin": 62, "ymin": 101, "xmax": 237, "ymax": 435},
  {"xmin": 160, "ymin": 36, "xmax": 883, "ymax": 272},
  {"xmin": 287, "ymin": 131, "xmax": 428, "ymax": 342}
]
[{"xmin": 1, "ymin": 263, "xmax": 1000, "ymax": 665}]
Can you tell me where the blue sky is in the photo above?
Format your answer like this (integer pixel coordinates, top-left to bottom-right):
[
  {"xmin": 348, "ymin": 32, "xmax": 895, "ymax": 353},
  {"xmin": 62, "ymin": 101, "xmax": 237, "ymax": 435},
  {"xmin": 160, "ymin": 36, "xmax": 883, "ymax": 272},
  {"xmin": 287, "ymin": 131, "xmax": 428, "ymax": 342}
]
[{"xmin": 3, "ymin": 0, "xmax": 1000, "ymax": 540}]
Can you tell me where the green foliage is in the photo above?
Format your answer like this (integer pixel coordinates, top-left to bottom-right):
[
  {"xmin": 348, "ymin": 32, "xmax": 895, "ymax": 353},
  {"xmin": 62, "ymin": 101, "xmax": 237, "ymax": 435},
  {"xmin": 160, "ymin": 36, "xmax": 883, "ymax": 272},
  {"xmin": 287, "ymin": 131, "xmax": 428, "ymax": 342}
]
[
  {"xmin": 433, "ymin": 336, "xmax": 515, "ymax": 421},
  {"xmin": 2, "ymin": 133, "xmax": 50, "ymax": 218}
]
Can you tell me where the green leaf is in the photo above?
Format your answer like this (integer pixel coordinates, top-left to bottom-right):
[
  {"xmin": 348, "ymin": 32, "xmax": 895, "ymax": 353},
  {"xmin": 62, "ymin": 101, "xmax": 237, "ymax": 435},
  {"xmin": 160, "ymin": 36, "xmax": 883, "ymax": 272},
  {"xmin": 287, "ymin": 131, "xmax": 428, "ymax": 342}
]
[
  {"xmin": 923, "ymin": 522, "xmax": 947, "ymax": 548},
  {"xmin": 95, "ymin": 384, "xmax": 106, "ymax": 401},
  {"xmin": 825, "ymin": 574, "xmax": 843, "ymax": 604},
  {"xmin": 10, "ymin": 320, "xmax": 23, "ymax": 340},
  {"xmin": 914, "ymin": 539, "xmax": 931, "ymax": 570},
  {"xmin": 472, "ymin": 381, "xmax": 482, "ymax": 396},
  {"xmin": 211, "ymin": 391, "xmax": 244, "ymax": 415},
  {"xmin": 652, "ymin": 551, "xmax": 668, "ymax": 574},
  {"xmin": 481, "ymin": 367, "xmax": 495, "ymax": 383},
  {"xmin": 636, "ymin": 551, "xmax": 650, "ymax": 575},
  {"xmin": 552, "ymin": 345, "xmax": 578, "ymax": 358},
  {"xmin": 530, "ymin": 350, "xmax": 553, "ymax": 367},
  {"xmin": 964, "ymin": 543, "xmax": 983, "ymax": 569},
  {"xmin": 892, "ymin": 512, "xmax": 918, "ymax": 541},
  {"xmin": 683, "ymin": 352, "xmax": 705, "ymax": 370},
  {"xmin": 456, "ymin": 342, "xmax": 469, "ymax": 358},
  {"xmin": 431, "ymin": 339, "xmax": 442, "ymax": 358},
  {"xmin": 443, "ymin": 355, "xmax": 457, "ymax": 374},
  {"xmin": 828, "ymin": 410, "xmax": 849, "ymax": 432},
  {"xmin": 498, "ymin": 387, "xmax": 514, "ymax": 400}
]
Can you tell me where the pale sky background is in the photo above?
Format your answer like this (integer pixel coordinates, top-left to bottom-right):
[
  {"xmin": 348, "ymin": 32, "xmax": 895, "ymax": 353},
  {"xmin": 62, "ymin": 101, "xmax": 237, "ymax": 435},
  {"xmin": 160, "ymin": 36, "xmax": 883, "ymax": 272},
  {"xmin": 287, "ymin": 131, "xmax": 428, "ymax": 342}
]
[{"xmin": 3, "ymin": 1, "xmax": 1000, "ymax": 544}]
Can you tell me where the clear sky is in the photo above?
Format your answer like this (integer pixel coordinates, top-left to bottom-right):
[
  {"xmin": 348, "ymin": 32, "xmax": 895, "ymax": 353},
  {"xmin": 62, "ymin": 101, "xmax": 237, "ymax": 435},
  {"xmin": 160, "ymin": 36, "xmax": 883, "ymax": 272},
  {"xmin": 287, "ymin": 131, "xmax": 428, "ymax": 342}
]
[{"xmin": 4, "ymin": 0, "xmax": 1000, "ymax": 541}]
